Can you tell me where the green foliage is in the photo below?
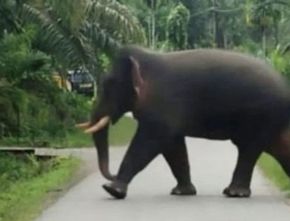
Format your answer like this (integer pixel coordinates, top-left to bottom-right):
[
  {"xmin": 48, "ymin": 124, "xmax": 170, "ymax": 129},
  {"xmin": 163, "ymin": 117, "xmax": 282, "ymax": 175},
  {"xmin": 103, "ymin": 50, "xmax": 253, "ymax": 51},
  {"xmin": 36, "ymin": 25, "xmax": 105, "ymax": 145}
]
[
  {"xmin": 166, "ymin": 3, "xmax": 190, "ymax": 50},
  {"xmin": 122, "ymin": 0, "xmax": 290, "ymax": 51},
  {"xmin": 259, "ymin": 153, "xmax": 290, "ymax": 195},
  {"xmin": 178, "ymin": 0, "xmax": 212, "ymax": 47},
  {"xmin": 0, "ymin": 0, "xmax": 23, "ymax": 35},
  {"xmin": 266, "ymin": 45, "xmax": 290, "ymax": 82},
  {"xmin": 46, "ymin": 0, "xmax": 87, "ymax": 31},
  {"xmin": 245, "ymin": 0, "xmax": 288, "ymax": 53},
  {"xmin": 0, "ymin": 29, "xmax": 50, "ymax": 84},
  {"xmin": 0, "ymin": 26, "xmax": 91, "ymax": 146},
  {"xmin": 269, "ymin": 46, "xmax": 288, "ymax": 73},
  {"xmin": 0, "ymin": 90, "xmax": 91, "ymax": 147},
  {"xmin": 121, "ymin": 0, "xmax": 175, "ymax": 48},
  {"xmin": 0, "ymin": 153, "xmax": 53, "ymax": 191},
  {"xmin": 21, "ymin": 0, "xmax": 146, "ymax": 73},
  {"xmin": 0, "ymin": 154, "xmax": 80, "ymax": 221},
  {"xmin": 0, "ymin": 86, "xmax": 25, "ymax": 136},
  {"xmin": 247, "ymin": 0, "xmax": 285, "ymax": 29}
]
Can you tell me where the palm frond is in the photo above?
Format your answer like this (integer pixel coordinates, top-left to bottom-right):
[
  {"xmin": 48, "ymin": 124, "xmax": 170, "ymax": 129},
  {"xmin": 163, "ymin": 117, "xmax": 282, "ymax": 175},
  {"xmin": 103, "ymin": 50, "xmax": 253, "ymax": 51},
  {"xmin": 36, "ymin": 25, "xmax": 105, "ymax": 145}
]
[
  {"xmin": 21, "ymin": 4, "xmax": 86, "ymax": 67},
  {"xmin": 86, "ymin": 0, "xmax": 146, "ymax": 44},
  {"xmin": 19, "ymin": 0, "xmax": 146, "ymax": 75}
]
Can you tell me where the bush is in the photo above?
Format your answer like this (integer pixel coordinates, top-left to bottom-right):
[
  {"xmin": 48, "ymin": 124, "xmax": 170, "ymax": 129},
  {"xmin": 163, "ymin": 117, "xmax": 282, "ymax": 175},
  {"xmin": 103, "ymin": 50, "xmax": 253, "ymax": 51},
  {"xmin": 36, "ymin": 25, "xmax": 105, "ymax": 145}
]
[
  {"xmin": 0, "ymin": 28, "xmax": 91, "ymax": 147},
  {"xmin": 0, "ymin": 153, "xmax": 56, "ymax": 191},
  {"xmin": 0, "ymin": 71, "xmax": 91, "ymax": 146},
  {"xmin": 268, "ymin": 46, "xmax": 290, "ymax": 80},
  {"xmin": 0, "ymin": 153, "xmax": 80, "ymax": 221}
]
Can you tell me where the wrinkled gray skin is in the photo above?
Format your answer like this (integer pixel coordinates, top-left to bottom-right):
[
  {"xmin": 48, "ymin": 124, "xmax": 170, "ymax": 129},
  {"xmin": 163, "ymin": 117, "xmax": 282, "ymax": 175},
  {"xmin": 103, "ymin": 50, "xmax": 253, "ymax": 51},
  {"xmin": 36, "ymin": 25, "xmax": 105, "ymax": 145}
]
[{"xmin": 89, "ymin": 46, "xmax": 290, "ymax": 199}]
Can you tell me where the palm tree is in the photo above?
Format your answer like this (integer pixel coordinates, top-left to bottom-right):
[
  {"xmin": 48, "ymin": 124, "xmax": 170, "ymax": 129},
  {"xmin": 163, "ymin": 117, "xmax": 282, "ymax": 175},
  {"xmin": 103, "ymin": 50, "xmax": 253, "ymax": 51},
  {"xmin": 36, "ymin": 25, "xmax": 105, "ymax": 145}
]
[
  {"xmin": 0, "ymin": 0, "xmax": 24, "ymax": 35},
  {"xmin": 20, "ymin": 0, "xmax": 146, "ymax": 84},
  {"xmin": 246, "ymin": 0, "xmax": 288, "ymax": 55},
  {"xmin": 166, "ymin": 3, "xmax": 190, "ymax": 50}
]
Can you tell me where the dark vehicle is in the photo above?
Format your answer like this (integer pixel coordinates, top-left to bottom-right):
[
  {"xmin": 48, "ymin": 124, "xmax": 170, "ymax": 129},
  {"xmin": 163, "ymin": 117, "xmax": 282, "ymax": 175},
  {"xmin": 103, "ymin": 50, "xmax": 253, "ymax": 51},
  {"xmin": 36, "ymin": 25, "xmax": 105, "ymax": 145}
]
[{"xmin": 68, "ymin": 69, "xmax": 95, "ymax": 97}]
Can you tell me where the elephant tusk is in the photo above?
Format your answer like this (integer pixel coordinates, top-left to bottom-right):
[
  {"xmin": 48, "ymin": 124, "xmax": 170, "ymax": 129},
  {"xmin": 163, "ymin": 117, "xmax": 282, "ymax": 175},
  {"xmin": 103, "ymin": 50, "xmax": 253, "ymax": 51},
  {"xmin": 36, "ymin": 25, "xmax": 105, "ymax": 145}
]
[
  {"xmin": 85, "ymin": 116, "xmax": 110, "ymax": 134},
  {"xmin": 75, "ymin": 122, "xmax": 91, "ymax": 129}
]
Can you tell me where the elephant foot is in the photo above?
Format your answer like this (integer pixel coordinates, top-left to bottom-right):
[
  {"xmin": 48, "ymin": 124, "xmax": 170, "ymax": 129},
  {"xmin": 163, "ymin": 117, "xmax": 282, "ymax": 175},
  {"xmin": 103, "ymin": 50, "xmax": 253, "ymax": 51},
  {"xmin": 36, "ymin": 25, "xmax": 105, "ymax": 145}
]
[
  {"xmin": 102, "ymin": 181, "xmax": 128, "ymax": 199},
  {"xmin": 171, "ymin": 183, "xmax": 197, "ymax": 196},
  {"xmin": 223, "ymin": 185, "xmax": 251, "ymax": 198}
]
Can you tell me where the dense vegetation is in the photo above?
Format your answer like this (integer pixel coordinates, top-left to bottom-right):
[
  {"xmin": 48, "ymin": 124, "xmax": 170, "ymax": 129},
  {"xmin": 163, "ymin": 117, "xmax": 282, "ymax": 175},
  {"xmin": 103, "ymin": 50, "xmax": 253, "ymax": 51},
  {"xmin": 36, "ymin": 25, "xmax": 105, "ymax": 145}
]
[{"xmin": 0, "ymin": 0, "xmax": 144, "ymax": 146}]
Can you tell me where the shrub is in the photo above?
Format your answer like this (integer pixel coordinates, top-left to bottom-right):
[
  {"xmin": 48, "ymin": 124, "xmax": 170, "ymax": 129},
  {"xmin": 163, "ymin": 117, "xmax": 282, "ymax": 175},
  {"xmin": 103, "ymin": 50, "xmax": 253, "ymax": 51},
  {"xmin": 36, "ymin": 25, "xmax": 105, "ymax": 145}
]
[
  {"xmin": 0, "ymin": 153, "xmax": 56, "ymax": 191},
  {"xmin": 0, "ymin": 29, "xmax": 91, "ymax": 146}
]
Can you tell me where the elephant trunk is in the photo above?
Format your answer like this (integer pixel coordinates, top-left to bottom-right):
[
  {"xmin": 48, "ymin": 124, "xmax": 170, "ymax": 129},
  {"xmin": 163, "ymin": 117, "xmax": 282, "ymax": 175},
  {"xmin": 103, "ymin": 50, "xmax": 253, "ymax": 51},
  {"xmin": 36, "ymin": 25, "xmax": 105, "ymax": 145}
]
[{"xmin": 92, "ymin": 125, "xmax": 116, "ymax": 181}]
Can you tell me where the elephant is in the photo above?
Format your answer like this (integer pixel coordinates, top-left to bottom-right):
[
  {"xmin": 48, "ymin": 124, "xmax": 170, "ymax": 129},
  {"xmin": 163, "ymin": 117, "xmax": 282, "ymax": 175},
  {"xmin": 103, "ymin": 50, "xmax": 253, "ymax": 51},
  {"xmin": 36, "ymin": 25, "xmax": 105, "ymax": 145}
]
[{"xmin": 77, "ymin": 46, "xmax": 290, "ymax": 199}]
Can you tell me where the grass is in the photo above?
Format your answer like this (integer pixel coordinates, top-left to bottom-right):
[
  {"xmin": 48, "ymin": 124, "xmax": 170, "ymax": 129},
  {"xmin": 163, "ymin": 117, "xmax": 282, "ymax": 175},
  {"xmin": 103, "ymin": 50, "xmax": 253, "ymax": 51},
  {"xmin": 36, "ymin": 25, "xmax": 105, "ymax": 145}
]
[
  {"xmin": 0, "ymin": 156, "xmax": 80, "ymax": 221},
  {"xmin": 53, "ymin": 116, "xmax": 137, "ymax": 148},
  {"xmin": 0, "ymin": 115, "xmax": 136, "ymax": 220},
  {"xmin": 109, "ymin": 116, "xmax": 137, "ymax": 146},
  {"xmin": 258, "ymin": 153, "xmax": 290, "ymax": 195}
]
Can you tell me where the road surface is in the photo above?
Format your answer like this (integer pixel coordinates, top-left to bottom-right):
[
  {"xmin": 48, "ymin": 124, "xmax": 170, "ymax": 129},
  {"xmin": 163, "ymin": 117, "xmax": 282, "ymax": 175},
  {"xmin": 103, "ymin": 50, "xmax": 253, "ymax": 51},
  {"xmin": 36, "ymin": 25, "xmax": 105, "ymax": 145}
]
[{"xmin": 35, "ymin": 138, "xmax": 290, "ymax": 221}]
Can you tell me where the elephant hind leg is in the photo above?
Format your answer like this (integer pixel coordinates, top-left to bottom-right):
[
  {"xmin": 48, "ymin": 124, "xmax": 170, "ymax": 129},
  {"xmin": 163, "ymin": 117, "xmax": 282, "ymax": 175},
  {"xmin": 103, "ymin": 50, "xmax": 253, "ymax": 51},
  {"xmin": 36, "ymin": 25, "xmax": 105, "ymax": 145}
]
[
  {"xmin": 162, "ymin": 137, "xmax": 196, "ymax": 196},
  {"xmin": 224, "ymin": 140, "xmax": 263, "ymax": 198}
]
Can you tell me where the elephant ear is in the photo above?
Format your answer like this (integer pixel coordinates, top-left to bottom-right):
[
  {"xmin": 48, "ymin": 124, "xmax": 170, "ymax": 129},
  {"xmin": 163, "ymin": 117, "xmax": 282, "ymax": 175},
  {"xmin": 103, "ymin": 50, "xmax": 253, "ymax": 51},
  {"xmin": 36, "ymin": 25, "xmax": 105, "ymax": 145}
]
[{"xmin": 129, "ymin": 56, "xmax": 145, "ymax": 98}]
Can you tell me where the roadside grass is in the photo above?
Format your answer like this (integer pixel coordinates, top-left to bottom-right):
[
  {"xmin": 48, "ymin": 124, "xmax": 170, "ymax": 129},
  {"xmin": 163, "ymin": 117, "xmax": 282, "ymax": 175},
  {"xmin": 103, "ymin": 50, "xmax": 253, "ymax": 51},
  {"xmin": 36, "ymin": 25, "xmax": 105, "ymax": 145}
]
[
  {"xmin": 0, "ymin": 116, "xmax": 136, "ymax": 220},
  {"xmin": 0, "ymin": 156, "xmax": 80, "ymax": 221},
  {"xmin": 109, "ymin": 116, "xmax": 137, "ymax": 146},
  {"xmin": 53, "ymin": 116, "xmax": 137, "ymax": 148},
  {"xmin": 258, "ymin": 153, "xmax": 290, "ymax": 195}
]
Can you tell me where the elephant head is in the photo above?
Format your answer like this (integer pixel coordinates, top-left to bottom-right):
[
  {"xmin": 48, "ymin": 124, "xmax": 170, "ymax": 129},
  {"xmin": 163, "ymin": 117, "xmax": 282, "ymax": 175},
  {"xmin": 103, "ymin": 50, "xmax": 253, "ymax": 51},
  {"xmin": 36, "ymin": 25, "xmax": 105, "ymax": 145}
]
[{"xmin": 77, "ymin": 48, "xmax": 147, "ymax": 181}]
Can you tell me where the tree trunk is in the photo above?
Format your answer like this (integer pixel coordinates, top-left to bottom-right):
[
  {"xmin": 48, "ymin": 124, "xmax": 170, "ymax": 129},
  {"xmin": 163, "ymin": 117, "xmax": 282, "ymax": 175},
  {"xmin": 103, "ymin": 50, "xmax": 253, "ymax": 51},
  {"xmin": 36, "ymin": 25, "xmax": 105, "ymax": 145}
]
[{"xmin": 262, "ymin": 27, "xmax": 267, "ymax": 56}]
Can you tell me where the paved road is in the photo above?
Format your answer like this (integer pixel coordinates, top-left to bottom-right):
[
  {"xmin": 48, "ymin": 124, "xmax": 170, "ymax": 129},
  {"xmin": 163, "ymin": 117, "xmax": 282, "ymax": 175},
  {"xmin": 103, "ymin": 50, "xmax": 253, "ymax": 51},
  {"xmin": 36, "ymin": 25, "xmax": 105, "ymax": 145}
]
[{"xmin": 35, "ymin": 138, "xmax": 290, "ymax": 221}]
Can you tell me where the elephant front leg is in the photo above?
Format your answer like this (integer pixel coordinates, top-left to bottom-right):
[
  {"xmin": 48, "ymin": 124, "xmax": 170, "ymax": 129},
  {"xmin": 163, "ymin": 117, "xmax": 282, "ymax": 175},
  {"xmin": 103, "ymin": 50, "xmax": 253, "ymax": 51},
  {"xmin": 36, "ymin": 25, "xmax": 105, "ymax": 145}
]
[
  {"xmin": 223, "ymin": 146, "xmax": 262, "ymax": 198},
  {"xmin": 103, "ymin": 126, "xmax": 162, "ymax": 199},
  {"xmin": 162, "ymin": 137, "xmax": 196, "ymax": 196}
]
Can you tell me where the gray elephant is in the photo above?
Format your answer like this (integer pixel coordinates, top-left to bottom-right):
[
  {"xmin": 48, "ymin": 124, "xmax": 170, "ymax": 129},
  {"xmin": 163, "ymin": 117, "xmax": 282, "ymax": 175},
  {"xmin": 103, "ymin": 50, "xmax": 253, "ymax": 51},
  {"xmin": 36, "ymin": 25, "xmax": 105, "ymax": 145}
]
[{"xmin": 77, "ymin": 46, "xmax": 290, "ymax": 199}]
